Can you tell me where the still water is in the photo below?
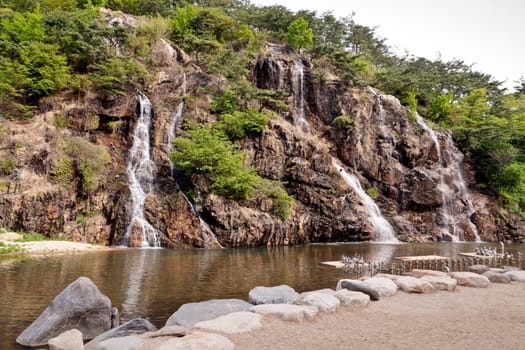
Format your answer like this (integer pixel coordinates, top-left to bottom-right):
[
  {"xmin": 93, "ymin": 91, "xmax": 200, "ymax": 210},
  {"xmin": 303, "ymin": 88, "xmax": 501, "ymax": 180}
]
[{"xmin": 1, "ymin": 242, "xmax": 523, "ymax": 349}]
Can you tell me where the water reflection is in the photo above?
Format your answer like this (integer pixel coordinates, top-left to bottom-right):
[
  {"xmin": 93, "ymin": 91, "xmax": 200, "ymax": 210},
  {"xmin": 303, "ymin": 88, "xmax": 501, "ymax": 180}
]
[{"xmin": 0, "ymin": 242, "xmax": 523, "ymax": 349}]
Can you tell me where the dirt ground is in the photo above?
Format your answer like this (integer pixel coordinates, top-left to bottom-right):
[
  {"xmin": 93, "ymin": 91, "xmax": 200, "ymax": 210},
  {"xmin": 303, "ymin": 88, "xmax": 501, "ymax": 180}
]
[
  {"xmin": 0, "ymin": 232, "xmax": 110, "ymax": 255},
  {"xmin": 229, "ymin": 282, "xmax": 525, "ymax": 350}
]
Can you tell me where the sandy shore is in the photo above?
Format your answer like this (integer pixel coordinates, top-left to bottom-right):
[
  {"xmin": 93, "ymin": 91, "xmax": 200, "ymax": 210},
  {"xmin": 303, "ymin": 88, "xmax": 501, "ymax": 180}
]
[
  {"xmin": 0, "ymin": 232, "xmax": 110, "ymax": 255},
  {"xmin": 229, "ymin": 282, "xmax": 525, "ymax": 350}
]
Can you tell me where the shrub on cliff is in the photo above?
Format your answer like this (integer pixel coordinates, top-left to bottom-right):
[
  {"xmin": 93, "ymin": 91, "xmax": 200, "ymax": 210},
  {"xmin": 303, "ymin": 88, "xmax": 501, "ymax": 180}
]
[
  {"xmin": 218, "ymin": 109, "xmax": 268, "ymax": 140},
  {"xmin": 260, "ymin": 180, "xmax": 294, "ymax": 219},
  {"xmin": 171, "ymin": 124, "xmax": 260, "ymax": 200},
  {"xmin": 55, "ymin": 137, "xmax": 110, "ymax": 197}
]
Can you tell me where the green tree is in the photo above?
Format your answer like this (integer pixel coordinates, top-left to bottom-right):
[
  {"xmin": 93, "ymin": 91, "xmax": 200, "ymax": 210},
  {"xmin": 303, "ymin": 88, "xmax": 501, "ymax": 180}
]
[
  {"xmin": 286, "ymin": 17, "xmax": 313, "ymax": 51},
  {"xmin": 171, "ymin": 124, "xmax": 260, "ymax": 200},
  {"xmin": 217, "ymin": 108, "xmax": 268, "ymax": 140},
  {"xmin": 18, "ymin": 41, "xmax": 70, "ymax": 96},
  {"xmin": 89, "ymin": 57, "xmax": 147, "ymax": 94}
]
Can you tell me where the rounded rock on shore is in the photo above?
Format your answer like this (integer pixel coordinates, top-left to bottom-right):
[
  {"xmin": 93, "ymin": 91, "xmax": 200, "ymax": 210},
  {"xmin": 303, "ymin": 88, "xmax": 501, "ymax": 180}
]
[
  {"xmin": 16, "ymin": 277, "xmax": 112, "ymax": 347},
  {"xmin": 165, "ymin": 299, "xmax": 252, "ymax": 328},
  {"xmin": 248, "ymin": 285, "xmax": 299, "ymax": 305}
]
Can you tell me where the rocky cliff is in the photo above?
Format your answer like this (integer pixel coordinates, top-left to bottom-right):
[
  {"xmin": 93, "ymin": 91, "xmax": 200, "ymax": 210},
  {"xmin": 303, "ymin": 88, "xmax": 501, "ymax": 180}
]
[{"xmin": 0, "ymin": 11, "xmax": 522, "ymax": 246}]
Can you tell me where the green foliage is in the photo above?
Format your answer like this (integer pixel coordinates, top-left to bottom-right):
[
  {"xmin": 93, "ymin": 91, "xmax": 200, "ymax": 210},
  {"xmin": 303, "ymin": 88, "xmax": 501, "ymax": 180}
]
[
  {"xmin": 218, "ymin": 109, "xmax": 268, "ymax": 140},
  {"xmin": 366, "ymin": 187, "xmax": 379, "ymax": 200},
  {"xmin": 170, "ymin": 5, "xmax": 234, "ymax": 54},
  {"xmin": 136, "ymin": 15, "xmax": 169, "ymax": 42},
  {"xmin": 203, "ymin": 47, "xmax": 248, "ymax": 82},
  {"xmin": 42, "ymin": 9, "xmax": 112, "ymax": 73},
  {"xmin": 332, "ymin": 115, "xmax": 353, "ymax": 132},
  {"xmin": 171, "ymin": 124, "xmax": 260, "ymax": 200},
  {"xmin": 42, "ymin": 0, "xmax": 78, "ymax": 12},
  {"xmin": 62, "ymin": 137, "xmax": 109, "ymax": 196},
  {"xmin": 53, "ymin": 114, "xmax": 69, "ymax": 128},
  {"xmin": 18, "ymin": 41, "xmax": 70, "ymax": 96},
  {"xmin": 403, "ymin": 88, "xmax": 418, "ymax": 113},
  {"xmin": 0, "ymin": 155, "xmax": 14, "ymax": 175},
  {"xmin": 170, "ymin": 5, "xmax": 197, "ymax": 44},
  {"xmin": 210, "ymin": 89, "xmax": 238, "ymax": 114},
  {"xmin": 260, "ymin": 179, "xmax": 293, "ymax": 219},
  {"xmin": 286, "ymin": 17, "xmax": 313, "ymax": 50},
  {"xmin": 234, "ymin": 23, "xmax": 254, "ymax": 49},
  {"xmin": 0, "ymin": 241, "xmax": 22, "ymax": 254},
  {"xmin": 89, "ymin": 57, "xmax": 147, "ymax": 94},
  {"xmin": 54, "ymin": 157, "xmax": 74, "ymax": 184},
  {"xmin": 429, "ymin": 92, "xmax": 453, "ymax": 122},
  {"xmin": 15, "ymin": 232, "xmax": 49, "ymax": 241},
  {"xmin": 0, "ymin": 10, "xmax": 45, "ymax": 43}
]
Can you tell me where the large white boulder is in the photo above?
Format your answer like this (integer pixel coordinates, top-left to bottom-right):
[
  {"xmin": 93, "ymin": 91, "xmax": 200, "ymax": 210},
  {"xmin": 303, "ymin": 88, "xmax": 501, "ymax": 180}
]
[
  {"xmin": 248, "ymin": 285, "xmax": 300, "ymax": 305},
  {"xmin": 411, "ymin": 269, "xmax": 448, "ymax": 278},
  {"xmin": 250, "ymin": 304, "xmax": 318, "ymax": 322},
  {"xmin": 48, "ymin": 329, "xmax": 84, "ymax": 350},
  {"xmin": 194, "ymin": 311, "xmax": 262, "ymax": 334},
  {"xmin": 336, "ymin": 279, "xmax": 380, "ymax": 300},
  {"xmin": 505, "ymin": 270, "xmax": 525, "ymax": 282},
  {"xmin": 421, "ymin": 275, "xmax": 457, "ymax": 291},
  {"xmin": 361, "ymin": 277, "xmax": 398, "ymax": 297},
  {"xmin": 483, "ymin": 271, "xmax": 511, "ymax": 283},
  {"xmin": 296, "ymin": 292, "xmax": 340, "ymax": 313},
  {"xmin": 165, "ymin": 299, "xmax": 251, "ymax": 328},
  {"xmin": 451, "ymin": 272, "xmax": 491, "ymax": 288},
  {"xmin": 395, "ymin": 276, "xmax": 435, "ymax": 293},
  {"xmin": 318, "ymin": 288, "xmax": 370, "ymax": 307},
  {"xmin": 155, "ymin": 332, "xmax": 234, "ymax": 350}
]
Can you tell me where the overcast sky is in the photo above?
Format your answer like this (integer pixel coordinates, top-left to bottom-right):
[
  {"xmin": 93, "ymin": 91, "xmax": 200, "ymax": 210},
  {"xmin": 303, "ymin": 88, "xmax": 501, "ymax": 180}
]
[{"xmin": 252, "ymin": 0, "xmax": 525, "ymax": 91}]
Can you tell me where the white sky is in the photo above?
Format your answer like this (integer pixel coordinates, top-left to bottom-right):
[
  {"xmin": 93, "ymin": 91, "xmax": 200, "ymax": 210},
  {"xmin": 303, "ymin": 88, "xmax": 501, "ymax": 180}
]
[{"xmin": 252, "ymin": 0, "xmax": 525, "ymax": 91}]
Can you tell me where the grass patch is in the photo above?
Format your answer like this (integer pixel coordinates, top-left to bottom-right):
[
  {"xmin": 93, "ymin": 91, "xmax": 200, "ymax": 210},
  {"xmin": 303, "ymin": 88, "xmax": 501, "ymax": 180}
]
[
  {"xmin": 15, "ymin": 232, "xmax": 49, "ymax": 242},
  {"xmin": 366, "ymin": 187, "xmax": 379, "ymax": 200},
  {"xmin": 0, "ymin": 242, "xmax": 22, "ymax": 254}
]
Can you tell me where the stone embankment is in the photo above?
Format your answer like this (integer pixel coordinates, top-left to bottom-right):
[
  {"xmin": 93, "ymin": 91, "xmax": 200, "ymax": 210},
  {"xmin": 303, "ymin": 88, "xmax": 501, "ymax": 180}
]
[{"xmin": 16, "ymin": 265, "xmax": 525, "ymax": 349}]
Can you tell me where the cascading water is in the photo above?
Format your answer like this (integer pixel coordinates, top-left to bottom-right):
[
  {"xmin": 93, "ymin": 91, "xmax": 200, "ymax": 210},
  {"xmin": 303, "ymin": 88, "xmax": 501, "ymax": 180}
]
[
  {"xmin": 416, "ymin": 114, "xmax": 480, "ymax": 241},
  {"xmin": 124, "ymin": 93, "xmax": 162, "ymax": 247},
  {"xmin": 167, "ymin": 72, "xmax": 186, "ymax": 177},
  {"xmin": 368, "ymin": 87, "xmax": 397, "ymax": 147},
  {"xmin": 332, "ymin": 158, "xmax": 398, "ymax": 243},
  {"xmin": 290, "ymin": 66, "xmax": 395, "ymax": 242},
  {"xmin": 445, "ymin": 134, "xmax": 481, "ymax": 241},
  {"xmin": 291, "ymin": 60, "xmax": 311, "ymax": 132},
  {"xmin": 165, "ymin": 74, "xmax": 223, "ymax": 248}
]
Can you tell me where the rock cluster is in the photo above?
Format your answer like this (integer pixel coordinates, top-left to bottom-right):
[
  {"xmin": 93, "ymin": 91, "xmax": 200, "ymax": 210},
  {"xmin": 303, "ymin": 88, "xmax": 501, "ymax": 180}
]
[{"xmin": 17, "ymin": 267, "xmax": 525, "ymax": 349}]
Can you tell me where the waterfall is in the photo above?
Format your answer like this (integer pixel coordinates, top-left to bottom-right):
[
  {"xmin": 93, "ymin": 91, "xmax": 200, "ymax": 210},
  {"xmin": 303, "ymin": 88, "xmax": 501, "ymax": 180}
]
[
  {"xmin": 445, "ymin": 135, "xmax": 481, "ymax": 241},
  {"xmin": 369, "ymin": 88, "xmax": 397, "ymax": 144},
  {"xmin": 331, "ymin": 158, "xmax": 398, "ymax": 243},
  {"xmin": 165, "ymin": 74, "xmax": 223, "ymax": 248},
  {"xmin": 167, "ymin": 72, "xmax": 186, "ymax": 177},
  {"xmin": 371, "ymin": 89, "xmax": 388, "ymax": 136},
  {"xmin": 124, "ymin": 93, "xmax": 162, "ymax": 247},
  {"xmin": 291, "ymin": 60, "xmax": 311, "ymax": 132},
  {"xmin": 416, "ymin": 114, "xmax": 480, "ymax": 241}
]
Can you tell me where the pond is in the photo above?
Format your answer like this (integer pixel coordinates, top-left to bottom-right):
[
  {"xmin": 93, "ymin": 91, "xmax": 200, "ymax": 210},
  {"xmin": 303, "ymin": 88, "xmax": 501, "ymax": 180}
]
[{"xmin": 1, "ymin": 242, "xmax": 523, "ymax": 349}]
